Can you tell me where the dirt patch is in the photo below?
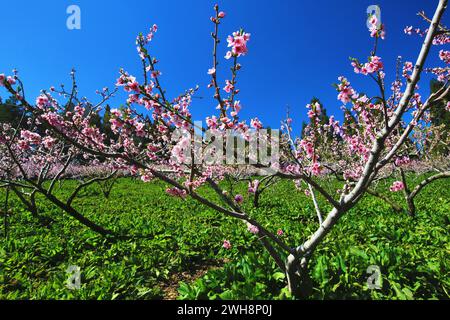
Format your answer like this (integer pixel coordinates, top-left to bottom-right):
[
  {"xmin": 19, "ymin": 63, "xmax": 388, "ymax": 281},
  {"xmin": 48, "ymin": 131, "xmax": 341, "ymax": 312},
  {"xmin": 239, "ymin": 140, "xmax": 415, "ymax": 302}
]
[{"xmin": 161, "ymin": 259, "xmax": 228, "ymax": 300}]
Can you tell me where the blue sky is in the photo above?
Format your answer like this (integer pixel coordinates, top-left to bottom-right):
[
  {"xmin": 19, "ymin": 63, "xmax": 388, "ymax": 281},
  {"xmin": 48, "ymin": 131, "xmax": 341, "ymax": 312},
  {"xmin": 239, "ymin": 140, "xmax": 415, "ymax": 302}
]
[{"xmin": 0, "ymin": 0, "xmax": 448, "ymax": 133}]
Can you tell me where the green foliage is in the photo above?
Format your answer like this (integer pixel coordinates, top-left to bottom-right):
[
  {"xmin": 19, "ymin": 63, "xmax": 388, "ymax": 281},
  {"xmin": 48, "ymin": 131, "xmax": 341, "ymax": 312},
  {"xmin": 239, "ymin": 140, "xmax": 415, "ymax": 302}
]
[
  {"xmin": 430, "ymin": 79, "xmax": 450, "ymax": 129},
  {"xmin": 0, "ymin": 175, "xmax": 448, "ymax": 300},
  {"xmin": 429, "ymin": 79, "xmax": 450, "ymax": 155},
  {"xmin": 178, "ymin": 252, "xmax": 291, "ymax": 300},
  {"xmin": 0, "ymin": 95, "xmax": 27, "ymax": 127}
]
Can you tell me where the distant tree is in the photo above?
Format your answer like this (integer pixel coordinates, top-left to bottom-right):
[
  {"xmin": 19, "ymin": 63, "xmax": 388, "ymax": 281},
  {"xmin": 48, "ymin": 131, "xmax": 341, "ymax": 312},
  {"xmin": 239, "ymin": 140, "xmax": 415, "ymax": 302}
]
[
  {"xmin": 429, "ymin": 79, "xmax": 449, "ymax": 155},
  {"xmin": 430, "ymin": 79, "xmax": 450, "ymax": 127},
  {"xmin": 102, "ymin": 105, "xmax": 114, "ymax": 144},
  {"xmin": 0, "ymin": 95, "xmax": 27, "ymax": 127},
  {"xmin": 301, "ymin": 97, "xmax": 332, "ymax": 136}
]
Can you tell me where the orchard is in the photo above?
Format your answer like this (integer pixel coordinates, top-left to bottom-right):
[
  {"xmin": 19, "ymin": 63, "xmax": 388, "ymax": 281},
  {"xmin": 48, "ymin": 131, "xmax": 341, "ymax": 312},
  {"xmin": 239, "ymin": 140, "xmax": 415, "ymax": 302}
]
[{"xmin": 0, "ymin": 1, "xmax": 449, "ymax": 300}]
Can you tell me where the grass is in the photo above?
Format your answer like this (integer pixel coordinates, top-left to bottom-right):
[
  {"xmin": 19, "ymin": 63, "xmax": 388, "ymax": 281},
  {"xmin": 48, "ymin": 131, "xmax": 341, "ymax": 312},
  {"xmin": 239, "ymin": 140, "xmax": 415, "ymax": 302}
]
[{"xmin": 0, "ymin": 174, "xmax": 449, "ymax": 300}]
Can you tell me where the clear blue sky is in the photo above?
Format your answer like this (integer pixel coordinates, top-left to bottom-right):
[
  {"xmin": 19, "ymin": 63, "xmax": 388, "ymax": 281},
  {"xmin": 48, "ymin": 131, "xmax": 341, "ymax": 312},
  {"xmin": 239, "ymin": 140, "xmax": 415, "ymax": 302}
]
[{"xmin": 0, "ymin": 0, "xmax": 448, "ymax": 132}]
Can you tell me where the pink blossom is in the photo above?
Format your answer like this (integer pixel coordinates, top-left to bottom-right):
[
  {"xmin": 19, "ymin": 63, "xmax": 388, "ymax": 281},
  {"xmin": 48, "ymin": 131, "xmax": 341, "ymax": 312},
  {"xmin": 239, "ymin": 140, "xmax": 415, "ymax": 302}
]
[
  {"xmin": 218, "ymin": 11, "xmax": 226, "ymax": 18},
  {"xmin": 395, "ymin": 156, "xmax": 411, "ymax": 166},
  {"xmin": 222, "ymin": 239, "xmax": 232, "ymax": 250},
  {"xmin": 277, "ymin": 229, "xmax": 284, "ymax": 236},
  {"xmin": 135, "ymin": 122, "xmax": 146, "ymax": 137},
  {"xmin": 337, "ymin": 77, "xmax": 356, "ymax": 104},
  {"xmin": 18, "ymin": 130, "xmax": 42, "ymax": 150},
  {"xmin": 310, "ymin": 162, "xmax": 322, "ymax": 176},
  {"xmin": 250, "ymin": 118, "xmax": 263, "ymax": 130},
  {"xmin": 41, "ymin": 112, "xmax": 64, "ymax": 129},
  {"xmin": 248, "ymin": 180, "xmax": 260, "ymax": 194},
  {"xmin": 42, "ymin": 137, "xmax": 56, "ymax": 149},
  {"xmin": 404, "ymin": 26, "xmax": 413, "ymax": 35},
  {"xmin": 248, "ymin": 224, "xmax": 259, "ymax": 234},
  {"xmin": 151, "ymin": 71, "xmax": 161, "ymax": 78},
  {"xmin": 124, "ymin": 79, "xmax": 140, "ymax": 93},
  {"xmin": 365, "ymin": 56, "xmax": 384, "ymax": 74},
  {"xmin": 6, "ymin": 76, "xmax": 16, "ymax": 85},
  {"xmin": 226, "ymin": 30, "xmax": 251, "ymax": 58},
  {"xmin": 234, "ymin": 194, "xmax": 244, "ymax": 204},
  {"xmin": 223, "ymin": 80, "xmax": 234, "ymax": 93},
  {"xmin": 207, "ymin": 68, "xmax": 216, "ymax": 75},
  {"xmin": 390, "ymin": 181, "xmax": 405, "ymax": 192},
  {"xmin": 368, "ymin": 15, "xmax": 385, "ymax": 39},
  {"xmin": 439, "ymin": 50, "xmax": 450, "ymax": 64},
  {"xmin": 18, "ymin": 140, "xmax": 30, "ymax": 151},
  {"xmin": 110, "ymin": 118, "xmax": 123, "ymax": 132},
  {"xmin": 233, "ymin": 100, "xmax": 241, "ymax": 113},
  {"xmin": 206, "ymin": 116, "xmax": 219, "ymax": 129},
  {"xmin": 111, "ymin": 109, "xmax": 122, "ymax": 117},
  {"xmin": 141, "ymin": 171, "xmax": 153, "ymax": 183},
  {"xmin": 166, "ymin": 187, "xmax": 187, "ymax": 199}
]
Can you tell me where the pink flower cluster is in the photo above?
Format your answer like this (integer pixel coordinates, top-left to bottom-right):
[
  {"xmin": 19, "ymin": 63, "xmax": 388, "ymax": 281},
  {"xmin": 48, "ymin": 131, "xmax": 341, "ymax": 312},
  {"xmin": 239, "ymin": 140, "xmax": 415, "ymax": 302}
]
[
  {"xmin": 234, "ymin": 194, "xmax": 244, "ymax": 204},
  {"xmin": 390, "ymin": 181, "xmax": 405, "ymax": 192},
  {"xmin": 248, "ymin": 180, "xmax": 260, "ymax": 194},
  {"xmin": 402, "ymin": 61, "xmax": 413, "ymax": 80},
  {"xmin": 248, "ymin": 224, "xmax": 259, "ymax": 234},
  {"xmin": 222, "ymin": 239, "xmax": 232, "ymax": 250},
  {"xmin": 116, "ymin": 73, "xmax": 140, "ymax": 94},
  {"xmin": 141, "ymin": 170, "xmax": 153, "ymax": 183},
  {"xmin": 18, "ymin": 130, "xmax": 42, "ymax": 150},
  {"xmin": 250, "ymin": 118, "xmax": 263, "ymax": 130},
  {"xmin": 171, "ymin": 136, "xmax": 191, "ymax": 164},
  {"xmin": 309, "ymin": 162, "xmax": 322, "ymax": 176},
  {"xmin": 223, "ymin": 79, "xmax": 234, "ymax": 93},
  {"xmin": 42, "ymin": 136, "xmax": 56, "ymax": 149},
  {"xmin": 368, "ymin": 15, "xmax": 385, "ymax": 39},
  {"xmin": 36, "ymin": 94, "xmax": 50, "ymax": 109},
  {"xmin": 225, "ymin": 30, "xmax": 251, "ymax": 59},
  {"xmin": 394, "ymin": 156, "xmax": 411, "ymax": 167},
  {"xmin": 166, "ymin": 187, "xmax": 187, "ymax": 199},
  {"xmin": 306, "ymin": 102, "xmax": 322, "ymax": 119},
  {"xmin": 300, "ymin": 139, "xmax": 314, "ymax": 159},
  {"xmin": 0, "ymin": 74, "xmax": 16, "ymax": 86},
  {"xmin": 337, "ymin": 77, "xmax": 356, "ymax": 104},
  {"xmin": 425, "ymin": 66, "xmax": 450, "ymax": 82},
  {"xmin": 230, "ymin": 100, "xmax": 241, "ymax": 117},
  {"xmin": 137, "ymin": 24, "xmax": 158, "ymax": 54},
  {"xmin": 346, "ymin": 135, "xmax": 370, "ymax": 161},
  {"xmin": 352, "ymin": 56, "xmax": 384, "ymax": 75},
  {"xmin": 404, "ymin": 26, "xmax": 427, "ymax": 37},
  {"xmin": 439, "ymin": 50, "xmax": 450, "ymax": 64}
]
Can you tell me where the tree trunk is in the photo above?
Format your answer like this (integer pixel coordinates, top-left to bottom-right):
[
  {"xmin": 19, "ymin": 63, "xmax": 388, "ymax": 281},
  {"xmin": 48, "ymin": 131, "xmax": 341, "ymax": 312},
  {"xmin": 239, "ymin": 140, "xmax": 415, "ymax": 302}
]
[
  {"xmin": 253, "ymin": 191, "xmax": 261, "ymax": 208},
  {"xmin": 406, "ymin": 197, "xmax": 416, "ymax": 217},
  {"xmin": 285, "ymin": 254, "xmax": 312, "ymax": 299}
]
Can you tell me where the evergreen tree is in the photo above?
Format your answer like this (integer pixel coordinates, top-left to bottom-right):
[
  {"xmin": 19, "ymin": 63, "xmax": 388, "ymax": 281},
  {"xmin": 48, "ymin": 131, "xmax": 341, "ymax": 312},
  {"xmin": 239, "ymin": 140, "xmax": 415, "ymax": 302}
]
[
  {"xmin": 430, "ymin": 79, "xmax": 450, "ymax": 128},
  {"xmin": 429, "ymin": 79, "xmax": 450, "ymax": 155},
  {"xmin": 0, "ymin": 95, "xmax": 27, "ymax": 127}
]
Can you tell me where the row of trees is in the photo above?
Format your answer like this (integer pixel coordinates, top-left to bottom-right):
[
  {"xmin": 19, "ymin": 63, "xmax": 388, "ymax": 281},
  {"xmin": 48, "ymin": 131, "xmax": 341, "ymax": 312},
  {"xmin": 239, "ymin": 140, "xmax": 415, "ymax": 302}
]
[{"xmin": 0, "ymin": 97, "xmax": 117, "ymax": 143}]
